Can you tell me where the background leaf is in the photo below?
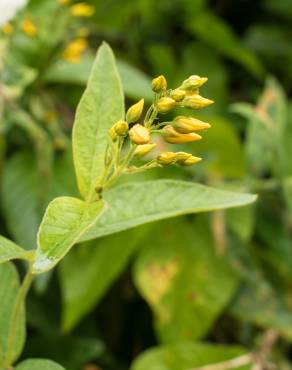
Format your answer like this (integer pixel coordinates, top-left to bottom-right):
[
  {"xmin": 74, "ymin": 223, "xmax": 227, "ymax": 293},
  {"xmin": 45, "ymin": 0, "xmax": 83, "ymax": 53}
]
[
  {"xmin": 134, "ymin": 218, "xmax": 238, "ymax": 342},
  {"xmin": 15, "ymin": 358, "xmax": 65, "ymax": 370},
  {"xmin": 131, "ymin": 342, "xmax": 250, "ymax": 370},
  {"xmin": 0, "ymin": 236, "xmax": 31, "ymax": 264},
  {"xmin": 0, "ymin": 262, "xmax": 25, "ymax": 366}
]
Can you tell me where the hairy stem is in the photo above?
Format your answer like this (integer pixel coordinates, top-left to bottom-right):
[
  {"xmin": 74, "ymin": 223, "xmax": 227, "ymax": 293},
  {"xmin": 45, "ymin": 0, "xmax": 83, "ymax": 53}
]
[{"xmin": 3, "ymin": 265, "xmax": 34, "ymax": 368}]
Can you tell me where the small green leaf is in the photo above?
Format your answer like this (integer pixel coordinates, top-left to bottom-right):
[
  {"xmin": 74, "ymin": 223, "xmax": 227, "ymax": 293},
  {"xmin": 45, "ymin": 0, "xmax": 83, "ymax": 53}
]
[
  {"xmin": 72, "ymin": 42, "xmax": 124, "ymax": 200},
  {"xmin": 0, "ymin": 236, "xmax": 32, "ymax": 264},
  {"xmin": 33, "ymin": 197, "xmax": 105, "ymax": 274},
  {"xmin": 133, "ymin": 218, "xmax": 238, "ymax": 342},
  {"xmin": 81, "ymin": 180, "xmax": 257, "ymax": 242},
  {"xmin": 131, "ymin": 342, "xmax": 250, "ymax": 370},
  {"xmin": 0, "ymin": 262, "xmax": 25, "ymax": 366},
  {"xmin": 15, "ymin": 359, "xmax": 65, "ymax": 370}
]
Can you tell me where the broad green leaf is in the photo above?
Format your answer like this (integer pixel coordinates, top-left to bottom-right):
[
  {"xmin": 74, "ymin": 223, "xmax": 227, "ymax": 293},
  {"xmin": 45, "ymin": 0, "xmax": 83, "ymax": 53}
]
[
  {"xmin": 15, "ymin": 359, "xmax": 65, "ymax": 370},
  {"xmin": 72, "ymin": 42, "xmax": 124, "ymax": 200},
  {"xmin": 0, "ymin": 262, "xmax": 25, "ymax": 366},
  {"xmin": 60, "ymin": 225, "xmax": 152, "ymax": 331},
  {"xmin": 44, "ymin": 55, "xmax": 152, "ymax": 102},
  {"xmin": 81, "ymin": 180, "xmax": 257, "ymax": 242},
  {"xmin": 131, "ymin": 342, "xmax": 250, "ymax": 370},
  {"xmin": 134, "ymin": 218, "xmax": 238, "ymax": 342},
  {"xmin": 33, "ymin": 197, "xmax": 106, "ymax": 274},
  {"xmin": 0, "ymin": 236, "xmax": 32, "ymax": 264}
]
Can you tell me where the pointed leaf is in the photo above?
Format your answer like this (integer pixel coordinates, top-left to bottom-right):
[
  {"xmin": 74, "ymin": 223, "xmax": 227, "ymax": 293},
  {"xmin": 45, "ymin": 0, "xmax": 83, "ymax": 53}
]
[
  {"xmin": 0, "ymin": 262, "xmax": 25, "ymax": 366},
  {"xmin": 72, "ymin": 42, "xmax": 124, "ymax": 200},
  {"xmin": 81, "ymin": 180, "xmax": 257, "ymax": 242},
  {"xmin": 16, "ymin": 359, "xmax": 65, "ymax": 370},
  {"xmin": 33, "ymin": 197, "xmax": 105, "ymax": 274},
  {"xmin": 0, "ymin": 236, "xmax": 32, "ymax": 264}
]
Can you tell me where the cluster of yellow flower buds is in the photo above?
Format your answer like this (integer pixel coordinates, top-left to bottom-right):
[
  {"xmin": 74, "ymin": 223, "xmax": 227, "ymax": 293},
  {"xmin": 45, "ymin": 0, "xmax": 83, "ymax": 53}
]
[
  {"xmin": 153, "ymin": 74, "xmax": 213, "ymax": 114},
  {"xmin": 104, "ymin": 73, "xmax": 213, "ymax": 189}
]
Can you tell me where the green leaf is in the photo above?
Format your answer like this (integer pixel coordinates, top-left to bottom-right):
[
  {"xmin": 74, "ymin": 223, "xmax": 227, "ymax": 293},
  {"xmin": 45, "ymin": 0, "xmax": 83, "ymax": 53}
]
[
  {"xmin": 133, "ymin": 218, "xmax": 238, "ymax": 342},
  {"xmin": 81, "ymin": 180, "xmax": 257, "ymax": 242},
  {"xmin": 1, "ymin": 152, "xmax": 40, "ymax": 250},
  {"xmin": 72, "ymin": 42, "xmax": 124, "ymax": 200},
  {"xmin": 193, "ymin": 117, "xmax": 246, "ymax": 178},
  {"xmin": 60, "ymin": 225, "xmax": 152, "ymax": 331},
  {"xmin": 0, "ymin": 236, "xmax": 32, "ymax": 264},
  {"xmin": 15, "ymin": 359, "xmax": 65, "ymax": 370},
  {"xmin": 117, "ymin": 60, "xmax": 153, "ymax": 102},
  {"xmin": 0, "ymin": 262, "xmax": 25, "ymax": 366},
  {"xmin": 44, "ymin": 55, "xmax": 152, "ymax": 101},
  {"xmin": 131, "ymin": 342, "xmax": 250, "ymax": 370},
  {"xmin": 187, "ymin": 11, "xmax": 264, "ymax": 78},
  {"xmin": 33, "ymin": 197, "xmax": 106, "ymax": 274},
  {"xmin": 232, "ymin": 77, "xmax": 287, "ymax": 176}
]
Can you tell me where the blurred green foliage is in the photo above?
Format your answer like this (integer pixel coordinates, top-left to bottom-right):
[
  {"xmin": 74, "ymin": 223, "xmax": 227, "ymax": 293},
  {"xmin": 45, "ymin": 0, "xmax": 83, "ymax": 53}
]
[{"xmin": 1, "ymin": 0, "xmax": 292, "ymax": 369}]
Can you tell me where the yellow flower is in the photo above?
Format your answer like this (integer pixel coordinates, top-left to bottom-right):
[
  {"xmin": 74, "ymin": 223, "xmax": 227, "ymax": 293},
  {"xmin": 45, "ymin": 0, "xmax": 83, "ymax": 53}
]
[
  {"xmin": 70, "ymin": 3, "xmax": 94, "ymax": 17},
  {"xmin": 62, "ymin": 38, "xmax": 88, "ymax": 63},
  {"xmin": 2, "ymin": 23, "xmax": 14, "ymax": 35},
  {"xmin": 21, "ymin": 19, "xmax": 37, "ymax": 37}
]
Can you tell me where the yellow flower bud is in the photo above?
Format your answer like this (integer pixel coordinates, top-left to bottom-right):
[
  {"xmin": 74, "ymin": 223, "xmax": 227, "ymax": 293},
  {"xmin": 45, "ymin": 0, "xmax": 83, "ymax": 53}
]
[
  {"xmin": 180, "ymin": 75, "xmax": 208, "ymax": 91},
  {"xmin": 70, "ymin": 3, "xmax": 94, "ymax": 16},
  {"xmin": 174, "ymin": 152, "xmax": 192, "ymax": 164},
  {"xmin": 134, "ymin": 143, "xmax": 156, "ymax": 157},
  {"xmin": 170, "ymin": 89, "xmax": 186, "ymax": 102},
  {"xmin": 157, "ymin": 152, "xmax": 177, "ymax": 165},
  {"xmin": 152, "ymin": 75, "xmax": 167, "ymax": 92},
  {"xmin": 126, "ymin": 99, "xmax": 144, "ymax": 123},
  {"xmin": 129, "ymin": 124, "xmax": 150, "ymax": 145},
  {"xmin": 21, "ymin": 19, "xmax": 37, "ymax": 37},
  {"xmin": 172, "ymin": 116, "xmax": 211, "ymax": 134},
  {"xmin": 183, "ymin": 95, "xmax": 214, "ymax": 109},
  {"xmin": 162, "ymin": 125, "xmax": 202, "ymax": 144},
  {"xmin": 156, "ymin": 97, "xmax": 176, "ymax": 113},
  {"xmin": 181, "ymin": 155, "xmax": 202, "ymax": 166},
  {"xmin": 113, "ymin": 120, "xmax": 129, "ymax": 136},
  {"xmin": 109, "ymin": 127, "xmax": 118, "ymax": 141},
  {"xmin": 2, "ymin": 22, "xmax": 13, "ymax": 35}
]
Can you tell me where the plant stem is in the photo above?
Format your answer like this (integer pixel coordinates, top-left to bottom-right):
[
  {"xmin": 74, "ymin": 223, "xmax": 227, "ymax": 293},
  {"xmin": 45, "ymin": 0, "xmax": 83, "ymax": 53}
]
[{"xmin": 3, "ymin": 265, "xmax": 34, "ymax": 368}]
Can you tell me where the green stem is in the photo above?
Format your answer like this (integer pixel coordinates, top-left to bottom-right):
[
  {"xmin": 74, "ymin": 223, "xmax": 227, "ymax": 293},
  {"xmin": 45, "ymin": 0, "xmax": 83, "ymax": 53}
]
[{"xmin": 4, "ymin": 265, "xmax": 34, "ymax": 368}]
